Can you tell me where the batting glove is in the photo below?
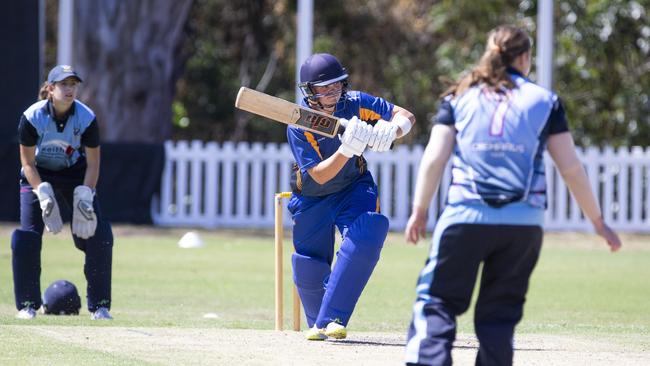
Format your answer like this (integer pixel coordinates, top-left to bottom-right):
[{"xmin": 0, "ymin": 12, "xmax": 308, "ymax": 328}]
[
  {"xmin": 72, "ymin": 185, "xmax": 97, "ymax": 239},
  {"xmin": 338, "ymin": 116, "xmax": 372, "ymax": 158},
  {"xmin": 368, "ymin": 119, "xmax": 399, "ymax": 152},
  {"xmin": 34, "ymin": 182, "xmax": 63, "ymax": 234}
]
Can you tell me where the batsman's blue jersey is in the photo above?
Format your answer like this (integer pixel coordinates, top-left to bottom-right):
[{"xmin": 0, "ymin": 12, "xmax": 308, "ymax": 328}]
[
  {"xmin": 287, "ymin": 90, "xmax": 394, "ymax": 197},
  {"xmin": 434, "ymin": 70, "xmax": 568, "ymax": 225}
]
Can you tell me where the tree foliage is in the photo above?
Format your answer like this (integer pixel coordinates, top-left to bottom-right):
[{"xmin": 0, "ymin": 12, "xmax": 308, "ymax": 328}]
[
  {"xmin": 169, "ymin": 1, "xmax": 650, "ymax": 146},
  {"xmin": 555, "ymin": 0, "xmax": 650, "ymax": 147},
  {"xmin": 173, "ymin": 0, "xmax": 293, "ymax": 142},
  {"xmin": 307, "ymin": 0, "xmax": 532, "ymax": 145},
  {"xmin": 75, "ymin": 1, "xmax": 194, "ymax": 143}
]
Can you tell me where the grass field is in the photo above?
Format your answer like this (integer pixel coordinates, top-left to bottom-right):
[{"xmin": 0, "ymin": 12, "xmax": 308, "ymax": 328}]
[{"xmin": 0, "ymin": 225, "xmax": 649, "ymax": 365}]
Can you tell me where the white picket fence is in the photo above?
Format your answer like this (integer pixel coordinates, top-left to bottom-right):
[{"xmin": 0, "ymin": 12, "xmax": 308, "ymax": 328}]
[{"xmin": 151, "ymin": 141, "xmax": 650, "ymax": 233}]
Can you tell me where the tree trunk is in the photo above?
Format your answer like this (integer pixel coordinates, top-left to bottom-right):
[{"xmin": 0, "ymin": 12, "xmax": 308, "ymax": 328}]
[{"xmin": 74, "ymin": 0, "xmax": 193, "ymax": 143}]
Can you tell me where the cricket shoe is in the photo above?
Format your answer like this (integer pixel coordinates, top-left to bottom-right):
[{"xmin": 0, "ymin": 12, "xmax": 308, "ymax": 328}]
[
  {"xmin": 90, "ymin": 307, "xmax": 113, "ymax": 320},
  {"xmin": 305, "ymin": 325, "xmax": 327, "ymax": 341},
  {"xmin": 324, "ymin": 322, "xmax": 347, "ymax": 339},
  {"xmin": 16, "ymin": 307, "xmax": 37, "ymax": 320}
]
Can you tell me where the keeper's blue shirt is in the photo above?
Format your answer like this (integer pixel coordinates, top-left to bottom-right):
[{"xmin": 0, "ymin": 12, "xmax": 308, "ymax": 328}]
[
  {"xmin": 287, "ymin": 91, "xmax": 393, "ymax": 197},
  {"xmin": 434, "ymin": 70, "xmax": 569, "ymax": 213},
  {"xmin": 19, "ymin": 99, "xmax": 99, "ymax": 172}
]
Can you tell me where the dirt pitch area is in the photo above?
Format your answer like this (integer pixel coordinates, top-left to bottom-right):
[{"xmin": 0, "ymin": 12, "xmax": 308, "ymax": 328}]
[{"xmin": 17, "ymin": 326, "xmax": 649, "ymax": 365}]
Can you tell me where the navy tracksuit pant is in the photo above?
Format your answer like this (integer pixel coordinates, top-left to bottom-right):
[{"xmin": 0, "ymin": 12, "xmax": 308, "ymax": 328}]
[
  {"xmin": 405, "ymin": 223, "xmax": 543, "ymax": 366},
  {"xmin": 13, "ymin": 163, "xmax": 112, "ymax": 312}
]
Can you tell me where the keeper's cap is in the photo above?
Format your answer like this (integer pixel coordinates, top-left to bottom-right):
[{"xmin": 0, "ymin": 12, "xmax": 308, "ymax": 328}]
[{"xmin": 47, "ymin": 65, "xmax": 83, "ymax": 83}]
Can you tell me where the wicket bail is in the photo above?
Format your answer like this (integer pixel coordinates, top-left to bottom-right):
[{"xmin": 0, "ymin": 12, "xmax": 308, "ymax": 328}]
[{"xmin": 274, "ymin": 192, "xmax": 301, "ymax": 331}]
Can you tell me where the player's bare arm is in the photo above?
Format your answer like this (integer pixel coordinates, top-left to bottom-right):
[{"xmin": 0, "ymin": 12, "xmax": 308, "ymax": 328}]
[
  {"xmin": 83, "ymin": 146, "xmax": 100, "ymax": 189},
  {"xmin": 405, "ymin": 124, "xmax": 455, "ymax": 244},
  {"xmin": 19, "ymin": 144, "xmax": 43, "ymax": 188},
  {"xmin": 547, "ymin": 132, "xmax": 622, "ymax": 251},
  {"xmin": 307, "ymin": 153, "xmax": 349, "ymax": 185}
]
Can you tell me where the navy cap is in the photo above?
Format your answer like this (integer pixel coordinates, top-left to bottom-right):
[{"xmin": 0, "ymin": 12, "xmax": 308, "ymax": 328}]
[
  {"xmin": 47, "ymin": 65, "xmax": 83, "ymax": 83},
  {"xmin": 43, "ymin": 280, "xmax": 81, "ymax": 315}
]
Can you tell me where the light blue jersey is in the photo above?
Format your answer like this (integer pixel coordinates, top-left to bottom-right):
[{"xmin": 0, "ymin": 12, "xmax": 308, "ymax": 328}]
[
  {"xmin": 435, "ymin": 71, "xmax": 569, "ymax": 212},
  {"xmin": 22, "ymin": 100, "xmax": 96, "ymax": 171}
]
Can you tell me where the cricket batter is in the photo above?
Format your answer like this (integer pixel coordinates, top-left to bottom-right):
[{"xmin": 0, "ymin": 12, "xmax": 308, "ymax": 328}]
[
  {"xmin": 403, "ymin": 25, "xmax": 621, "ymax": 365},
  {"xmin": 12, "ymin": 65, "xmax": 114, "ymax": 320},
  {"xmin": 287, "ymin": 53, "xmax": 415, "ymax": 340}
]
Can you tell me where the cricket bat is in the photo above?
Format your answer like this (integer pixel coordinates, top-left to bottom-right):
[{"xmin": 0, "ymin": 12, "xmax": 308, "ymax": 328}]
[{"xmin": 235, "ymin": 87, "xmax": 345, "ymax": 138}]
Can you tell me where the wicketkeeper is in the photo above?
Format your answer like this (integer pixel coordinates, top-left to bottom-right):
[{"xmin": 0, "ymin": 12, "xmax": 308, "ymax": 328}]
[{"xmin": 12, "ymin": 65, "xmax": 114, "ymax": 320}]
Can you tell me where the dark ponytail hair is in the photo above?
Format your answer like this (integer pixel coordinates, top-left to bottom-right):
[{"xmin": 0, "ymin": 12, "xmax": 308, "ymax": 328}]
[
  {"xmin": 444, "ymin": 25, "xmax": 531, "ymax": 97},
  {"xmin": 39, "ymin": 81, "xmax": 51, "ymax": 101}
]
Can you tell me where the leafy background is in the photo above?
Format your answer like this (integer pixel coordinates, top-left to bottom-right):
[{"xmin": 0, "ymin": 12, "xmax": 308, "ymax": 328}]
[{"xmin": 44, "ymin": 1, "xmax": 650, "ymax": 146}]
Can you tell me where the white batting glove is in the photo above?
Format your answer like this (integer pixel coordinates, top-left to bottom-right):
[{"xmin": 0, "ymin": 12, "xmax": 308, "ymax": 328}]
[
  {"xmin": 72, "ymin": 185, "xmax": 97, "ymax": 239},
  {"xmin": 368, "ymin": 119, "xmax": 399, "ymax": 152},
  {"xmin": 34, "ymin": 182, "xmax": 63, "ymax": 234},
  {"xmin": 338, "ymin": 116, "xmax": 372, "ymax": 158}
]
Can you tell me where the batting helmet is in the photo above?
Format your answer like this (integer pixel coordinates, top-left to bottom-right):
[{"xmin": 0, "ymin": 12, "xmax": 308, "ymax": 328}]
[
  {"xmin": 43, "ymin": 280, "xmax": 81, "ymax": 315},
  {"xmin": 298, "ymin": 53, "xmax": 349, "ymax": 102}
]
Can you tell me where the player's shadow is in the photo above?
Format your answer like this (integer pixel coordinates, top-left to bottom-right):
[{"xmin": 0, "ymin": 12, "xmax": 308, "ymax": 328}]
[
  {"xmin": 330, "ymin": 340, "xmax": 554, "ymax": 352},
  {"xmin": 328, "ymin": 339, "xmax": 405, "ymax": 347},
  {"xmin": 456, "ymin": 342, "xmax": 555, "ymax": 352},
  {"xmin": 453, "ymin": 338, "xmax": 555, "ymax": 352},
  {"xmin": 513, "ymin": 346, "xmax": 555, "ymax": 352}
]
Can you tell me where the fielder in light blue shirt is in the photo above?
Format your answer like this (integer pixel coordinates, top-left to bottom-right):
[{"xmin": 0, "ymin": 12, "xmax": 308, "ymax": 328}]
[{"xmin": 403, "ymin": 25, "xmax": 621, "ymax": 366}]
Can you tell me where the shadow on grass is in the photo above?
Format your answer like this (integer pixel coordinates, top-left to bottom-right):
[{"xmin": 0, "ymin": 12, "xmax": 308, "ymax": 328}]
[
  {"xmin": 327, "ymin": 339, "xmax": 405, "ymax": 347},
  {"xmin": 328, "ymin": 339, "xmax": 559, "ymax": 352}
]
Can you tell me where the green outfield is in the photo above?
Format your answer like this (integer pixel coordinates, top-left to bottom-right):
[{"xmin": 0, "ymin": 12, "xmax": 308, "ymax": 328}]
[{"xmin": 0, "ymin": 227, "xmax": 649, "ymax": 364}]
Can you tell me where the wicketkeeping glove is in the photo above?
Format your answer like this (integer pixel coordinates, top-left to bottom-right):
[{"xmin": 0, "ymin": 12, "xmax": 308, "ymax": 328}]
[
  {"xmin": 338, "ymin": 116, "xmax": 373, "ymax": 158},
  {"xmin": 34, "ymin": 182, "xmax": 63, "ymax": 234},
  {"xmin": 72, "ymin": 185, "xmax": 97, "ymax": 239},
  {"xmin": 368, "ymin": 119, "xmax": 399, "ymax": 152}
]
